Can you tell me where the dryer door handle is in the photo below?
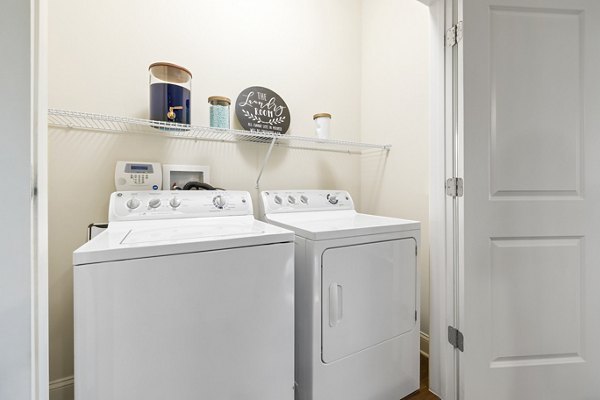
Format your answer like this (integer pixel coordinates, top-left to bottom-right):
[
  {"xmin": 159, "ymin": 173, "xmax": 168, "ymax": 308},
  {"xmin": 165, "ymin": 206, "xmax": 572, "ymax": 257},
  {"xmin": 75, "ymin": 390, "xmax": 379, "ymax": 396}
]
[{"xmin": 329, "ymin": 283, "xmax": 343, "ymax": 327}]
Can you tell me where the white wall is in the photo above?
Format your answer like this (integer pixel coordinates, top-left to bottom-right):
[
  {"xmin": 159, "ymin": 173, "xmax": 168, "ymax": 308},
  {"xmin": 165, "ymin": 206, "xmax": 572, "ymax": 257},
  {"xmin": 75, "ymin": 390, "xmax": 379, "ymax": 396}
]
[
  {"xmin": 360, "ymin": 0, "xmax": 430, "ymax": 336},
  {"xmin": 0, "ymin": 0, "xmax": 48, "ymax": 399},
  {"xmin": 48, "ymin": 0, "xmax": 364, "ymax": 393}
]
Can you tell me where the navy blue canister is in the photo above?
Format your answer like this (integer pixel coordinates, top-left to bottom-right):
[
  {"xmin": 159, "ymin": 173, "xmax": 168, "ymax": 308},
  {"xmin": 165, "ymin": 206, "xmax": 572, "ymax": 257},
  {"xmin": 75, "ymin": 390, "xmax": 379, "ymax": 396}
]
[{"xmin": 149, "ymin": 62, "xmax": 192, "ymax": 124}]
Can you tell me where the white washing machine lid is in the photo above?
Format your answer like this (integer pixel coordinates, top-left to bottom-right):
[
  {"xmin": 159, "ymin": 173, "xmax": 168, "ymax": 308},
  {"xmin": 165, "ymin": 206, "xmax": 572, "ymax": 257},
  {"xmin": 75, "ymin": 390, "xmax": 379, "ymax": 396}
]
[
  {"xmin": 74, "ymin": 215, "xmax": 294, "ymax": 265},
  {"xmin": 264, "ymin": 210, "xmax": 420, "ymax": 241}
]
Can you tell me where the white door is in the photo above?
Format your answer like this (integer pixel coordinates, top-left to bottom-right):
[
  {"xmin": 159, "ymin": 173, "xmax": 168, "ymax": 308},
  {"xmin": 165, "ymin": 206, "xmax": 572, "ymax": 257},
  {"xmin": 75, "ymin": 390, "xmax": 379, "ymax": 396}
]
[
  {"xmin": 321, "ymin": 239, "xmax": 416, "ymax": 363},
  {"xmin": 0, "ymin": 1, "xmax": 48, "ymax": 399},
  {"xmin": 460, "ymin": 0, "xmax": 600, "ymax": 398}
]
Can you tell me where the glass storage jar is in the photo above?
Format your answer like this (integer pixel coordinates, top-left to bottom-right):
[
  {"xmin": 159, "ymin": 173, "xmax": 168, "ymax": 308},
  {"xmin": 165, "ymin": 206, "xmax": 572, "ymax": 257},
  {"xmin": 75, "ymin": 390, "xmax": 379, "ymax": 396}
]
[
  {"xmin": 149, "ymin": 62, "xmax": 192, "ymax": 124},
  {"xmin": 208, "ymin": 96, "xmax": 231, "ymax": 129},
  {"xmin": 313, "ymin": 113, "xmax": 332, "ymax": 139}
]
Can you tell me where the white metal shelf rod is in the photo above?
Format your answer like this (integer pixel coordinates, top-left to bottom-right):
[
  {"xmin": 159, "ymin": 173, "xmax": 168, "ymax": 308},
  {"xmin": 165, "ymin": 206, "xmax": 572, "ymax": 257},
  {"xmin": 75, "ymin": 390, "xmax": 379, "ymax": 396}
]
[
  {"xmin": 47, "ymin": 109, "xmax": 392, "ymax": 152},
  {"xmin": 255, "ymin": 137, "xmax": 278, "ymax": 189}
]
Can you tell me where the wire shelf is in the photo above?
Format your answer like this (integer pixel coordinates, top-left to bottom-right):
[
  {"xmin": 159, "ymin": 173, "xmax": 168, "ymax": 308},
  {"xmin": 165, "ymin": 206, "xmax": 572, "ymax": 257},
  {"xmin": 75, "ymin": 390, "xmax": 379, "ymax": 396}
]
[{"xmin": 48, "ymin": 109, "xmax": 391, "ymax": 154}]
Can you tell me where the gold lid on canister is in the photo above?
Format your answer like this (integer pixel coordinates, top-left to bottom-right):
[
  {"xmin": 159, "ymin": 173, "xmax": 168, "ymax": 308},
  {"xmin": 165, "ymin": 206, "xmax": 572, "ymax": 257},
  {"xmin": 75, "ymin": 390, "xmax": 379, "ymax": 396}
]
[
  {"xmin": 313, "ymin": 113, "xmax": 332, "ymax": 119},
  {"xmin": 149, "ymin": 62, "xmax": 192, "ymax": 77},
  {"xmin": 149, "ymin": 62, "xmax": 192, "ymax": 84},
  {"xmin": 208, "ymin": 96, "xmax": 231, "ymax": 105}
]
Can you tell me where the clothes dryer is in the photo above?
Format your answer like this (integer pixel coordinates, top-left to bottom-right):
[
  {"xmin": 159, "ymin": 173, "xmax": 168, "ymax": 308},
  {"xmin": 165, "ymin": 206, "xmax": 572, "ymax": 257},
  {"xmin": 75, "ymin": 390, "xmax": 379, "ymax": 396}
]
[
  {"xmin": 260, "ymin": 190, "xmax": 420, "ymax": 400},
  {"xmin": 74, "ymin": 190, "xmax": 294, "ymax": 400}
]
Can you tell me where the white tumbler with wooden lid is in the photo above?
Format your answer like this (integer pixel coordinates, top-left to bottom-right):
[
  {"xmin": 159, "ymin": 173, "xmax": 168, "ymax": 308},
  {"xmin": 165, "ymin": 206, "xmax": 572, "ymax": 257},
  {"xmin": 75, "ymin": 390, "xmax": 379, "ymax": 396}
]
[{"xmin": 313, "ymin": 113, "xmax": 332, "ymax": 139}]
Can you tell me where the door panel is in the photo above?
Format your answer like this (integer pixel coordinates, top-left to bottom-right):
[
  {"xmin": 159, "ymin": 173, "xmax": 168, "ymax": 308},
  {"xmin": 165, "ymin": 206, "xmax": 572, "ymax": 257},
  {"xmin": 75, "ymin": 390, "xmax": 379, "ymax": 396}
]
[
  {"xmin": 489, "ymin": 7, "xmax": 583, "ymax": 197},
  {"xmin": 490, "ymin": 237, "xmax": 582, "ymax": 366},
  {"xmin": 462, "ymin": 0, "xmax": 600, "ymax": 398},
  {"xmin": 321, "ymin": 239, "xmax": 416, "ymax": 363}
]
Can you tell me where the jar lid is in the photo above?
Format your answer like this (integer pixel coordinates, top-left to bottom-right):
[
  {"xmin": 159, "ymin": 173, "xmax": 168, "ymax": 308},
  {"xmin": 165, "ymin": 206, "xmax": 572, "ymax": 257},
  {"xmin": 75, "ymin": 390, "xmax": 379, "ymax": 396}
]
[
  {"xmin": 149, "ymin": 62, "xmax": 192, "ymax": 78},
  {"xmin": 313, "ymin": 113, "xmax": 332, "ymax": 120},
  {"xmin": 208, "ymin": 96, "xmax": 231, "ymax": 105}
]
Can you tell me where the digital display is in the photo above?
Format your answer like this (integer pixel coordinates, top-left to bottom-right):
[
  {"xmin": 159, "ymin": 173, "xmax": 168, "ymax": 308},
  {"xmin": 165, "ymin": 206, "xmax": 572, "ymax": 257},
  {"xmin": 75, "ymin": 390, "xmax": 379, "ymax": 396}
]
[{"xmin": 125, "ymin": 164, "xmax": 154, "ymax": 173}]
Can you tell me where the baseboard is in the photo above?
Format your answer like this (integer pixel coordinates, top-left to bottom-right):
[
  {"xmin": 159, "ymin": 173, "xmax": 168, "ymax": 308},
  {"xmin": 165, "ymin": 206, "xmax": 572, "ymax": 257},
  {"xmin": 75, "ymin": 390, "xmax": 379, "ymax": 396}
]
[
  {"xmin": 46, "ymin": 336, "xmax": 431, "ymax": 400},
  {"xmin": 49, "ymin": 375, "xmax": 74, "ymax": 400},
  {"xmin": 420, "ymin": 331, "xmax": 430, "ymax": 358}
]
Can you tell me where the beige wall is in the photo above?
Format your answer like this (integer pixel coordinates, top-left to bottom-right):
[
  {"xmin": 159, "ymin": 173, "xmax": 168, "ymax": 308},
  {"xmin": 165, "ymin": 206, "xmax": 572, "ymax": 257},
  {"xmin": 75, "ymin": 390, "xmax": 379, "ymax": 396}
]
[
  {"xmin": 48, "ymin": 0, "xmax": 363, "ymax": 387},
  {"xmin": 360, "ymin": 0, "xmax": 430, "ymax": 334},
  {"xmin": 48, "ymin": 0, "xmax": 429, "ymax": 392}
]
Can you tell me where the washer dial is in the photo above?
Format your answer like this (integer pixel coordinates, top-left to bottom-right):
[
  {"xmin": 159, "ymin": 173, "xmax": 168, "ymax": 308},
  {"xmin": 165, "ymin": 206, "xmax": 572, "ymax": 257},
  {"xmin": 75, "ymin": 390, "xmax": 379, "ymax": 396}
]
[
  {"xmin": 169, "ymin": 197, "xmax": 182, "ymax": 208},
  {"xmin": 213, "ymin": 195, "xmax": 227, "ymax": 209},
  {"xmin": 148, "ymin": 198, "xmax": 161, "ymax": 208},
  {"xmin": 126, "ymin": 198, "xmax": 141, "ymax": 210}
]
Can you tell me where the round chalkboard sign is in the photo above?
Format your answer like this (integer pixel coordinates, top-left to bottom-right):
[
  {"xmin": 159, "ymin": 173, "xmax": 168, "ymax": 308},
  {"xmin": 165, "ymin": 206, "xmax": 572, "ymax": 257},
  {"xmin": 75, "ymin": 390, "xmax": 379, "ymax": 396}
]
[{"xmin": 235, "ymin": 86, "xmax": 291, "ymax": 134}]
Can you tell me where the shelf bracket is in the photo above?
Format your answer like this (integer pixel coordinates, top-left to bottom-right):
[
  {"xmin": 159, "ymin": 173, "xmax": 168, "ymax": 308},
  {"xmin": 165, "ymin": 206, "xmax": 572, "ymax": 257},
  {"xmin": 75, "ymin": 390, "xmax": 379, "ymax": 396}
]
[{"xmin": 256, "ymin": 136, "xmax": 277, "ymax": 189}]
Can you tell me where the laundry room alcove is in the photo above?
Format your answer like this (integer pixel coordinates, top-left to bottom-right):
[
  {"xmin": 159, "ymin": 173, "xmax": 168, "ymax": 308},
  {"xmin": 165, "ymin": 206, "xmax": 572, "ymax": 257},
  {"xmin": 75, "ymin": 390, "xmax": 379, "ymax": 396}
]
[{"xmin": 47, "ymin": 1, "xmax": 430, "ymax": 398}]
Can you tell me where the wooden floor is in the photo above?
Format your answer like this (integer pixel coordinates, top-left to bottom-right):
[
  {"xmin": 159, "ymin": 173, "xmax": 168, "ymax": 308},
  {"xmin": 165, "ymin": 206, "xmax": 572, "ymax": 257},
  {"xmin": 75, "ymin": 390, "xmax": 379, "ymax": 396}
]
[{"xmin": 402, "ymin": 355, "xmax": 440, "ymax": 400}]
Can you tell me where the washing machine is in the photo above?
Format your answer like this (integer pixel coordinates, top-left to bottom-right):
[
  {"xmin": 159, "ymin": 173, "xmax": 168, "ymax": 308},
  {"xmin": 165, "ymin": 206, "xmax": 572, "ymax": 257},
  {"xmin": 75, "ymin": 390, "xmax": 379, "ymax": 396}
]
[
  {"xmin": 259, "ymin": 190, "xmax": 420, "ymax": 400},
  {"xmin": 73, "ymin": 190, "xmax": 295, "ymax": 400}
]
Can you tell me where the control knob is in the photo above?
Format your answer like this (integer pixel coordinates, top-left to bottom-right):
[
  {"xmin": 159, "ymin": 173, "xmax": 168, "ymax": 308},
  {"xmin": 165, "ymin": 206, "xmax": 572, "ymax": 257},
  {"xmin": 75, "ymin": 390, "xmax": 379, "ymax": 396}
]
[
  {"xmin": 213, "ymin": 195, "xmax": 227, "ymax": 209},
  {"xmin": 300, "ymin": 195, "xmax": 309, "ymax": 204},
  {"xmin": 287, "ymin": 195, "xmax": 296, "ymax": 205},
  {"xmin": 328, "ymin": 195, "xmax": 339, "ymax": 205},
  {"xmin": 274, "ymin": 195, "xmax": 283, "ymax": 205},
  {"xmin": 148, "ymin": 198, "xmax": 161, "ymax": 209},
  {"xmin": 126, "ymin": 198, "xmax": 141, "ymax": 210},
  {"xmin": 169, "ymin": 197, "xmax": 181, "ymax": 208}
]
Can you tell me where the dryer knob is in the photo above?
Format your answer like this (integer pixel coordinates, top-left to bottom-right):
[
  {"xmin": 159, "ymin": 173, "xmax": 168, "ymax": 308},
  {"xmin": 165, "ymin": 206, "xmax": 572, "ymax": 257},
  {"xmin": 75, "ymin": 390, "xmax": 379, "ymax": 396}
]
[
  {"xmin": 213, "ymin": 195, "xmax": 227, "ymax": 209},
  {"xmin": 148, "ymin": 198, "xmax": 161, "ymax": 209},
  {"xmin": 274, "ymin": 195, "xmax": 283, "ymax": 205},
  {"xmin": 287, "ymin": 195, "xmax": 296, "ymax": 205},
  {"xmin": 328, "ymin": 195, "xmax": 339, "ymax": 205},
  {"xmin": 126, "ymin": 198, "xmax": 141, "ymax": 210},
  {"xmin": 169, "ymin": 197, "xmax": 182, "ymax": 208},
  {"xmin": 300, "ymin": 195, "xmax": 309, "ymax": 204}
]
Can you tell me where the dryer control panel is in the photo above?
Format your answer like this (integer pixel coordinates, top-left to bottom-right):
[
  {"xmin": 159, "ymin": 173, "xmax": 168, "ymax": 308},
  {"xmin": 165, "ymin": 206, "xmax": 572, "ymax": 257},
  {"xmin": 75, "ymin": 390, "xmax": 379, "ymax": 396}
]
[
  {"xmin": 260, "ymin": 190, "xmax": 354, "ymax": 214},
  {"xmin": 109, "ymin": 190, "xmax": 253, "ymax": 222}
]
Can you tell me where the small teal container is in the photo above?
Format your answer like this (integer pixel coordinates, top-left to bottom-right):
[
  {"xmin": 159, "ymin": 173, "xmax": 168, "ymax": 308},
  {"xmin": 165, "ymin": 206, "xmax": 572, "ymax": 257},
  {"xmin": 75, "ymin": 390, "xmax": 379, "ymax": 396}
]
[{"xmin": 208, "ymin": 96, "xmax": 231, "ymax": 129}]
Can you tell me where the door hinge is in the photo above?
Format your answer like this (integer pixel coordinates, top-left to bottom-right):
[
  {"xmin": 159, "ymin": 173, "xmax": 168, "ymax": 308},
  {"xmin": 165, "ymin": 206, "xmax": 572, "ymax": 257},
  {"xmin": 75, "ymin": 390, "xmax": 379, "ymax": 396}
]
[
  {"xmin": 446, "ymin": 21, "xmax": 463, "ymax": 47},
  {"xmin": 415, "ymin": 310, "xmax": 418, "ymax": 321},
  {"xmin": 446, "ymin": 177, "xmax": 464, "ymax": 197},
  {"xmin": 448, "ymin": 326, "xmax": 464, "ymax": 352}
]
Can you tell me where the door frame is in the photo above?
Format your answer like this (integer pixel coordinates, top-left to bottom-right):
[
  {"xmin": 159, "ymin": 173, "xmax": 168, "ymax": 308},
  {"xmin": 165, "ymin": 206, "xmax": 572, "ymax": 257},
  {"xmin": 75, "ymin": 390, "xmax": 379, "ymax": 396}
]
[
  {"xmin": 418, "ymin": 0, "xmax": 461, "ymax": 399},
  {"xmin": 0, "ymin": 0, "xmax": 49, "ymax": 398}
]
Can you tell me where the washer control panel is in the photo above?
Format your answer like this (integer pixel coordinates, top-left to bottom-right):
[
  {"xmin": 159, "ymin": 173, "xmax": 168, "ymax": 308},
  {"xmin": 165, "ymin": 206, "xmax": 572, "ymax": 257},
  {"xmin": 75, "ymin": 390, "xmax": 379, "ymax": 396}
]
[
  {"xmin": 109, "ymin": 190, "xmax": 253, "ymax": 222},
  {"xmin": 261, "ymin": 190, "xmax": 354, "ymax": 214}
]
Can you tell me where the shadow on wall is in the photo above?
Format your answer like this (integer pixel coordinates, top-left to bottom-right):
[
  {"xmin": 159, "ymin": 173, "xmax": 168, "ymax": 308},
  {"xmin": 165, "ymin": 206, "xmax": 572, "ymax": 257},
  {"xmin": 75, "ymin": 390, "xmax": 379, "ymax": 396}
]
[{"xmin": 360, "ymin": 150, "xmax": 390, "ymax": 211}]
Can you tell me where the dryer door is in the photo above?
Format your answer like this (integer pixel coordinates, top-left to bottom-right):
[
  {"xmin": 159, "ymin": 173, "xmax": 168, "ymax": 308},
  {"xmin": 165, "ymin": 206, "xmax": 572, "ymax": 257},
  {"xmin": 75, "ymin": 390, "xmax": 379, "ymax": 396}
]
[{"xmin": 321, "ymin": 239, "xmax": 416, "ymax": 363}]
